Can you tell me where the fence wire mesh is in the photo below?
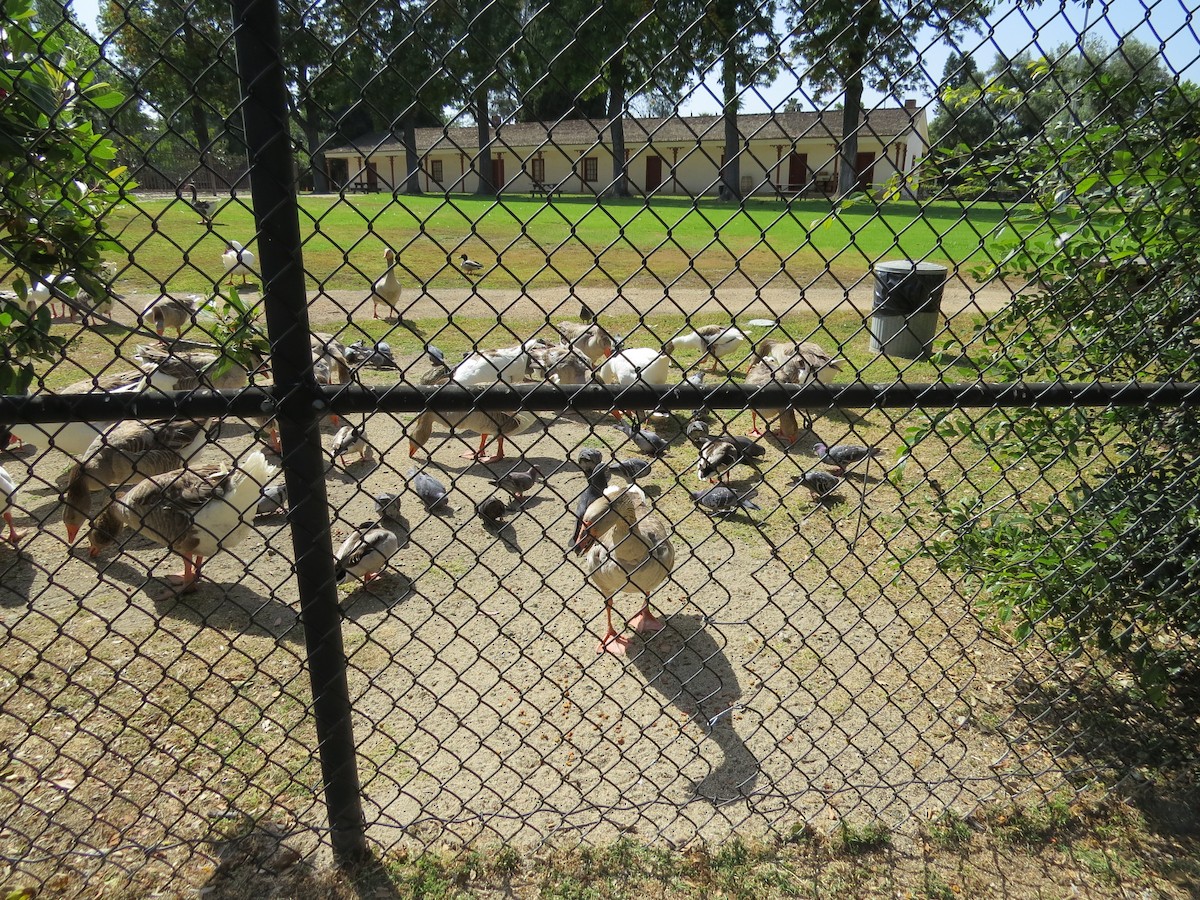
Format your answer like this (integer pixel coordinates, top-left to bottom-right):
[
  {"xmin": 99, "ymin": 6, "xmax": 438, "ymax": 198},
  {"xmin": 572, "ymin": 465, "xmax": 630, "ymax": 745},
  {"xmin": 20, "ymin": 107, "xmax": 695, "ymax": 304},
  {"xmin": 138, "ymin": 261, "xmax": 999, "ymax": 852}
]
[{"xmin": 1, "ymin": 0, "xmax": 1198, "ymax": 891}]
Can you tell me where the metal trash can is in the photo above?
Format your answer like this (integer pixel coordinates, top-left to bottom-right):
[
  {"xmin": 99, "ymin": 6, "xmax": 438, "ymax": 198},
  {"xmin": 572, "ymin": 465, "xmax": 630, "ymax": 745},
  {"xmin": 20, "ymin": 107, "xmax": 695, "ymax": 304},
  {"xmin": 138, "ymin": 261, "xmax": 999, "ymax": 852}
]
[{"xmin": 869, "ymin": 261, "xmax": 947, "ymax": 359}]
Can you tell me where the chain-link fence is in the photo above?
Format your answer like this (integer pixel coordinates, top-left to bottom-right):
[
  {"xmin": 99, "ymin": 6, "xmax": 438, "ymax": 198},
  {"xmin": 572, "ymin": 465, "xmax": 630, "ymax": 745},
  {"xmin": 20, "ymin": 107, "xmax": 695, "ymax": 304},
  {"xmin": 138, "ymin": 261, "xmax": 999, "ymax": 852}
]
[{"xmin": 1, "ymin": 0, "xmax": 1197, "ymax": 891}]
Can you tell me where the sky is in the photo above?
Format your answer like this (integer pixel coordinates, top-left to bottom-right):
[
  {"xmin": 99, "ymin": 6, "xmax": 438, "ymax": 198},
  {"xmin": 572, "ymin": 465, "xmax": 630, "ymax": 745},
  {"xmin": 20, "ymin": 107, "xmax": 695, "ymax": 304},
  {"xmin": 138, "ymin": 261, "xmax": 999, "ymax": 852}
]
[{"xmin": 66, "ymin": 0, "xmax": 1200, "ymax": 114}]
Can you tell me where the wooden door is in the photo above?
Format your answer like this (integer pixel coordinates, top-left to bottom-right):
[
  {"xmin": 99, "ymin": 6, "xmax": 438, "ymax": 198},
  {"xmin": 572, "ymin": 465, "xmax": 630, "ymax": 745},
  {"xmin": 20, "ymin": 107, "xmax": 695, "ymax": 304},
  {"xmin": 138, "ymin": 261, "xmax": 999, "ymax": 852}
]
[
  {"xmin": 787, "ymin": 152, "xmax": 808, "ymax": 192},
  {"xmin": 491, "ymin": 157, "xmax": 505, "ymax": 190},
  {"xmin": 854, "ymin": 152, "xmax": 876, "ymax": 191},
  {"xmin": 366, "ymin": 161, "xmax": 379, "ymax": 190},
  {"xmin": 645, "ymin": 155, "xmax": 663, "ymax": 192}
]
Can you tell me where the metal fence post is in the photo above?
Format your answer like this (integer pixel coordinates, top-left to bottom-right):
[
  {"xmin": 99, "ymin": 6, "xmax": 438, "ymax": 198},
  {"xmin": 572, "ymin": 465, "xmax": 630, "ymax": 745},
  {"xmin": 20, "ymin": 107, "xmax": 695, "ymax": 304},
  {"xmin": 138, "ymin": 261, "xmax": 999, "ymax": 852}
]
[{"xmin": 228, "ymin": 0, "xmax": 368, "ymax": 865}]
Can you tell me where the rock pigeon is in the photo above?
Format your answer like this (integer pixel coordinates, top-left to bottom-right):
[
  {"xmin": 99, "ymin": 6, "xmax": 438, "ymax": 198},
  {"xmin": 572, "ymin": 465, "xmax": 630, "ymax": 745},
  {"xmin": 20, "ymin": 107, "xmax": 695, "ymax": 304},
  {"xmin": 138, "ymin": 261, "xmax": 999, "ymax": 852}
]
[
  {"xmin": 793, "ymin": 470, "xmax": 842, "ymax": 498},
  {"xmin": 571, "ymin": 464, "xmax": 611, "ymax": 554},
  {"xmin": 686, "ymin": 418, "xmax": 711, "ymax": 446},
  {"xmin": 373, "ymin": 492, "xmax": 403, "ymax": 522},
  {"xmin": 490, "ymin": 464, "xmax": 543, "ymax": 503},
  {"xmin": 345, "ymin": 340, "xmax": 397, "ymax": 368},
  {"xmin": 577, "ymin": 447, "xmax": 604, "ymax": 475},
  {"xmin": 608, "ymin": 458, "xmax": 652, "ymax": 481},
  {"xmin": 691, "ymin": 485, "xmax": 761, "ymax": 515},
  {"xmin": 614, "ymin": 423, "xmax": 669, "ymax": 457},
  {"xmin": 407, "ymin": 467, "xmax": 451, "ymax": 511},
  {"xmin": 476, "ymin": 495, "xmax": 509, "ymax": 529},
  {"xmin": 332, "ymin": 423, "xmax": 373, "ymax": 466},
  {"xmin": 813, "ymin": 442, "xmax": 881, "ymax": 476},
  {"xmin": 256, "ymin": 482, "xmax": 288, "ymax": 516}
]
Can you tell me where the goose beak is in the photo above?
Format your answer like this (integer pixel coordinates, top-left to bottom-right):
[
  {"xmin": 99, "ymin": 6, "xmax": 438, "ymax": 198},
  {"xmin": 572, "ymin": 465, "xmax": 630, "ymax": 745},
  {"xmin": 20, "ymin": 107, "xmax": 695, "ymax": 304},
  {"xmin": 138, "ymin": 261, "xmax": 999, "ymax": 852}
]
[
  {"xmin": 408, "ymin": 441, "xmax": 418, "ymax": 458},
  {"xmin": 65, "ymin": 524, "xmax": 79, "ymax": 543}
]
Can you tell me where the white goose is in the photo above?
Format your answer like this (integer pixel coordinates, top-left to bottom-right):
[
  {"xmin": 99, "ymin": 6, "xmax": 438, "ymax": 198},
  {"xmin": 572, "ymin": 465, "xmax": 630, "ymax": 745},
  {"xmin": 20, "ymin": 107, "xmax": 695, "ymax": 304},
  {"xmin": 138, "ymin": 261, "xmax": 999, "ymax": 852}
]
[
  {"xmin": 5, "ymin": 371, "xmax": 148, "ymax": 457},
  {"xmin": 87, "ymin": 450, "xmax": 277, "ymax": 600},
  {"xmin": 1, "ymin": 465, "xmax": 24, "ymax": 545},
  {"xmin": 596, "ymin": 347, "xmax": 672, "ymax": 423},
  {"xmin": 222, "ymin": 241, "xmax": 256, "ymax": 286},
  {"xmin": 664, "ymin": 325, "xmax": 747, "ymax": 372},
  {"xmin": 450, "ymin": 340, "xmax": 544, "ymax": 386}
]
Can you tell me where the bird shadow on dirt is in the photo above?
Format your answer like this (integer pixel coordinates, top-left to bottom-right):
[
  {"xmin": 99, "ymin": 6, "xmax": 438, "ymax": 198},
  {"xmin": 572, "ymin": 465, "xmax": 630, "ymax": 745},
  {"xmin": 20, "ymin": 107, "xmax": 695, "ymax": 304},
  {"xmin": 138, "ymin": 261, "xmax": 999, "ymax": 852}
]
[
  {"xmin": 340, "ymin": 573, "xmax": 414, "ymax": 619},
  {"xmin": 0, "ymin": 550, "xmax": 34, "ymax": 607},
  {"xmin": 629, "ymin": 612, "xmax": 759, "ymax": 805}
]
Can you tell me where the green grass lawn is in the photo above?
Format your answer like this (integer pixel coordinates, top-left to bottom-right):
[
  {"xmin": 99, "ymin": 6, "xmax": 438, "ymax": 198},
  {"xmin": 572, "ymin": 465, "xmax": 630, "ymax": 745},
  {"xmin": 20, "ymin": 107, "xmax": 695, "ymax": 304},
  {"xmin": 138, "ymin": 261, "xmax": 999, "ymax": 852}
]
[{"xmin": 105, "ymin": 192, "xmax": 1059, "ymax": 294}]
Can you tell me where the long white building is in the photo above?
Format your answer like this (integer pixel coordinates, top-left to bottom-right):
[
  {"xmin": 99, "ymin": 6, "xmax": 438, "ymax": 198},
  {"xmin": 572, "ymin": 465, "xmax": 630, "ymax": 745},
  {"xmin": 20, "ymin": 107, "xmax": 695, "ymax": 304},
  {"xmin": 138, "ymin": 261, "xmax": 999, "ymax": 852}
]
[{"xmin": 323, "ymin": 102, "xmax": 929, "ymax": 199}]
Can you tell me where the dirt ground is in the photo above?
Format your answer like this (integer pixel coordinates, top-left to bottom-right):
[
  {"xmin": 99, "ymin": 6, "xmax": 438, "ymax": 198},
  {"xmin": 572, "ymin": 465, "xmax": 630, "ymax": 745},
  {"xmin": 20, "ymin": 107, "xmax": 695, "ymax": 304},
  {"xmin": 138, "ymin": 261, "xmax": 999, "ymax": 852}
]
[{"xmin": 0, "ymin": 301, "xmax": 1086, "ymax": 897}]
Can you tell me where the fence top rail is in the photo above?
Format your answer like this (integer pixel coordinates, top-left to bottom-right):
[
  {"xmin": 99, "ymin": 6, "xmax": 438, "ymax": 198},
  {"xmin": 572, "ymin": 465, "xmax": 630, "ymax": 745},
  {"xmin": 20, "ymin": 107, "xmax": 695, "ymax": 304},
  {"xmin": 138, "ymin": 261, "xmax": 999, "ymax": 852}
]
[{"xmin": 1, "ymin": 381, "xmax": 1197, "ymax": 425}]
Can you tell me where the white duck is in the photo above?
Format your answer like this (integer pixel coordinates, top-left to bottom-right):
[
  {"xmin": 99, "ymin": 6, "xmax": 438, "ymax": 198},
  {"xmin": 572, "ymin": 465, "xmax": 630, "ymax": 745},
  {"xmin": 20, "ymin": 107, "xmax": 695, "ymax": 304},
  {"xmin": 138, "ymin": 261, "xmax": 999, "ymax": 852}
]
[
  {"xmin": 664, "ymin": 325, "xmax": 747, "ymax": 372},
  {"xmin": 575, "ymin": 483, "xmax": 676, "ymax": 657},
  {"xmin": 335, "ymin": 520, "xmax": 403, "ymax": 585},
  {"xmin": 222, "ymin": 240, "xmax": 256, "ymax": 286},
  {"xmin": 1, "ymin": 465, "xmax": 24, "ymax": 544},
  {"xmin": 596, "ymin": 347, "xmax": 672, "ymax": 422},
  {"xmin": 369, "ymin": 248, "xmax": 403, "ymax": 319},
  {"xmin": 87, "ymin": 450, "xmax": 277, "ymax": 600}
]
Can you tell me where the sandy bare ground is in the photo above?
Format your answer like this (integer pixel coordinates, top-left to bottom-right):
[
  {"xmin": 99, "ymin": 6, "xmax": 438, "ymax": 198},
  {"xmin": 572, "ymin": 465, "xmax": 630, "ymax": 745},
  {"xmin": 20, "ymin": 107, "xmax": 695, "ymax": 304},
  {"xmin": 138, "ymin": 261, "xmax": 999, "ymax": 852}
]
[{"xmin": 0, "ymin": 335, "xmax": 1071, "ymax": 892}]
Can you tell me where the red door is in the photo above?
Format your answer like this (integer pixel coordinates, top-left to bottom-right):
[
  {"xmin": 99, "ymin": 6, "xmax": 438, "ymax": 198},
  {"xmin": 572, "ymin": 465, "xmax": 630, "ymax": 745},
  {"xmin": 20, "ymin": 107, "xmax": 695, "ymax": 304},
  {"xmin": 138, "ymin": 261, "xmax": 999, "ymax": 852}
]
[
  {"xmin": 645, "ymin": 155, "xmax": 663, "ymax": 192},
  {"xmin": 854, "ymin": 152, "xmax": 876, "ymax": 191},
  {"xmin": 787, "ymin": 152, "xmax": 808, "ymax": 192},
  {"xmin": 491, "ymin": 157, "xmax": 505, "ymax": 190}
]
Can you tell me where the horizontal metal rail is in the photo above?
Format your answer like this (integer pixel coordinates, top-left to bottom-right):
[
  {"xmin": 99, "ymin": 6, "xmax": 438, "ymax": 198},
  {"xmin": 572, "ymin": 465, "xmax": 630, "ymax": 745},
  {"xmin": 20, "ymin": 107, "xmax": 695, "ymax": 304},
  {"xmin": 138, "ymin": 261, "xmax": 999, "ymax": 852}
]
[{"xmin": 1, "ymin": 381, "xmax": 1198, "ymax": 424}]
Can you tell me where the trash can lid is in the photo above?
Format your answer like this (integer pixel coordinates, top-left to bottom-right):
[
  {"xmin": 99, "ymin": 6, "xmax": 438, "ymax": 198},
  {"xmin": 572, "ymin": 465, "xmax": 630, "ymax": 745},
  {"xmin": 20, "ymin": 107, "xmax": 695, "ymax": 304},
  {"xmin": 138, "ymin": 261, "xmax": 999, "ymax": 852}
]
[{"xmin": 874, "ymin": 260, "xmax": 948, "ymax": 274}]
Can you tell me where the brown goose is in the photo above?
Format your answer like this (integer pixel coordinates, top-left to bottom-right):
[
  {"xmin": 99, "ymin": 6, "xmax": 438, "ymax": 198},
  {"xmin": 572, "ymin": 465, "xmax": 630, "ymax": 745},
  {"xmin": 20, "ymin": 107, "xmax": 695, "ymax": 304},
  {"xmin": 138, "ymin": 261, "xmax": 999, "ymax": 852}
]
[
  {"xmin": 575, "ymin": 484, "xmax": 676, "ymax": 656},
  {"xmin": 408, "ymin": 409, "xmax": 540, "ymax": 463},
  {"xmin": 62, "ymin": 417, "xmax": 215, "ymax": 543},
  {"xmin": 744, "ymin": 355, "xmax": 812, "ymax": 443},
  {"xmin": 87, "ymin": 451, "xmax": 277, "ymax": 599},
  {"xmin": 554, "ymin": 321, "xmax": 614, "ymax": 365},
  {"xmin": 141, "ymin": 295, "xmax": 199, "ymax": 339}
]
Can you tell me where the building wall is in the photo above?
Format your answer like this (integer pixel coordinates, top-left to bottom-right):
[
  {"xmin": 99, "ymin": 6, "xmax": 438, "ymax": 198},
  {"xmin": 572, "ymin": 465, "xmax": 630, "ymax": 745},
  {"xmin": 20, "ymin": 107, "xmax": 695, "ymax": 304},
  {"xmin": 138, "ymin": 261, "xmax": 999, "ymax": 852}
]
[{"xmin": 326, "ymin": 123, "xmax": 926, "ymax": 197}]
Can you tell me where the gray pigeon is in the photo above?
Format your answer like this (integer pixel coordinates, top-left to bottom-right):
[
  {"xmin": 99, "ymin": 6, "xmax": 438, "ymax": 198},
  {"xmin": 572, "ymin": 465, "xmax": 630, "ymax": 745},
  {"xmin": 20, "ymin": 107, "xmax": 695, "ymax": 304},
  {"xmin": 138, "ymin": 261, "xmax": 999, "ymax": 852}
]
[
  {"xmin": 476, "ymin": 495, "xmax": 509, "ymax": 529},
  {"xmin": 490, "ymin": 464, "xmax": 543, "ymax": 502},
  {"xmin": 373, "ymin": 492, "xmax": 403, "ymax": 522},
  {"xmin": 577, "ymin": 447, "xmax": 604, "ymax": 475},
  {"xmin": 793, "ymin": 470, "xmax": 842, "ymax": 498},
  {"xmin": 346, "ymin": 340, "xmax": 397, "ymax": 368},
  {"xmin": 608, "ymin": 458, "xmax": 652, "ymax": 481},
  {"xmin": 256, "ymin": 482, "xmax": 288, "ymax": 516},
  {"xmin": 813, "ymin": 441, "xmax": 881, "ymax": 475},
  {"xmin": 572, "ymin": 464, "xmax": 611, "ymax": 553},
  {"xmin": 614, "ymin": 422, "xmax": 669, "ymax": 457},
  {"xmin": 686, "ymin": 418, "xmax": 710, "ymax": 446},
  {"xmin": 407, "ymin": 466, "xmax": 451, "ymax": 511},
  {"xmin": 691, "ymin": 485, "xmax": 761, "ymax": 515}
]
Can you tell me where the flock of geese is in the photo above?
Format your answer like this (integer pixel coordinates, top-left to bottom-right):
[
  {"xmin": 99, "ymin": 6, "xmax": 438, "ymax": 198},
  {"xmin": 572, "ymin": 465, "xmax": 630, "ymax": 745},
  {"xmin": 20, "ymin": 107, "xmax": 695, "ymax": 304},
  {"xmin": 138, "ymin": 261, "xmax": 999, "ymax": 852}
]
[{"xmin": 0, "ymin": 238, "xmax": 882, "ymax": 656}]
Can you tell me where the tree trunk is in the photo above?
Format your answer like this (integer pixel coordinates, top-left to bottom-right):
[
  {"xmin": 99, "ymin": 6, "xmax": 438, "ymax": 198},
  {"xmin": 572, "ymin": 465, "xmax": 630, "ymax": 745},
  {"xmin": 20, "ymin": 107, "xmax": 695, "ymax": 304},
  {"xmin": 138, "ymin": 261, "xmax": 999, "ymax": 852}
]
[
  {"xmin": 181, "ymin": 17, "xmax": 213, "ymax": 189},
  {"xmin": 606, "ymin": 48, "xmax": 629, "ymax": 198},
  {"xmin": 720, "ymin": 36, "xmax": 741, "ymax": 201},
  {"xmin": 403, "ymin": 121, "xmax": 422, "ymax": 195},
  {"xmin": 474, "ymin": 87, "xmax": 495, "ymax": 196},
  {"xmin": 301, "ymin": 88, "xmax": 329, "ymax": 194},
  {"xmin": 837, "ymin": 74, "xmax": 863, "ymax": 198}
]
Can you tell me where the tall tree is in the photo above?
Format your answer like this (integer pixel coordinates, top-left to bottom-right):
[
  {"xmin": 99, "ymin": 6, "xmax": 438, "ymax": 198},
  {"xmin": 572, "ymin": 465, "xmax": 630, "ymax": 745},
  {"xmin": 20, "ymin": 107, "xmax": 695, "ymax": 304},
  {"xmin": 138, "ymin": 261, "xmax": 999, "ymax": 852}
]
[
  {"xmin": 786, "ymin": 0, "xmax": 991, "ymax": 196},
  {"xmin": 429, "ymin": 0, "xmax": 523, "ymax": 197},
  {"xmin": 705, "ymin": 0, "xmax": 780, "ymax": 201}
]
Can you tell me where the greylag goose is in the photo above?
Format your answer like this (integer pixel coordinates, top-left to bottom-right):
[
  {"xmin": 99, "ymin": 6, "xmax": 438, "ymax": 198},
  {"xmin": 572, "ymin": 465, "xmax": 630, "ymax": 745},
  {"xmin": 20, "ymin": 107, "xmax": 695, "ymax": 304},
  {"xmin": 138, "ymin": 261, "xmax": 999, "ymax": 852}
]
[
  {"xmin": 1, "ymin": 464, "xmax": 23, "ymax": 544},
  {"xmin": 142, "ymin": 295, "xmax": 199, "ymax": 339},
  {"xmin": 408, "ymin": 409, "xmax": 540, "ymax": 463},
  {"xmin": 554, "ymin": 321, "xmax": 614, "ymax": 365},
  {"xmin": 369, "ymin": 248, "xmax": 402, "ymax": 319},
  {"xmin": 222, "ymin": 241, "xmax": 256, "ymax": 287},
  {"xmin": 87, "ymin": 450, "xmax": 277, "ymax": 599},
  {"xmin": 135, "ymin": 344, "xmax": 256, "ymax": 391},
  {"xmin": 5, "ymin": 371, "xmax": 147, "ymax": 457},
  {"xmin": 62, "ymin": 417, "xmax": 215, "ymax": 543},
  {"xmin": 575, "ymin": 484, "xmax": 675, "ymax": 656},
  {"xmin": 335, "ymin": 520, "xmax": 403, "ymax": 584},
  {"xmin": 745, "ymin": 355, "xmax": 812, "ymax": 443},
  {"xmin": 528, "ymin": 343, "xmax": 593, "ymax": 385}
]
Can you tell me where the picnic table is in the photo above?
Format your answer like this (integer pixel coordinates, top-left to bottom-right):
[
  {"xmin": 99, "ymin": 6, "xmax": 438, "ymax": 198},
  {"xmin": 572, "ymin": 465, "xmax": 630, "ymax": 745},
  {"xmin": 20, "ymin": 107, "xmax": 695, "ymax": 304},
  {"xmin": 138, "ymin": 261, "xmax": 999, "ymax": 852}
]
[{"xmin": 530, "ymin": 180, "xmax": 564, "ymax": 198}]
